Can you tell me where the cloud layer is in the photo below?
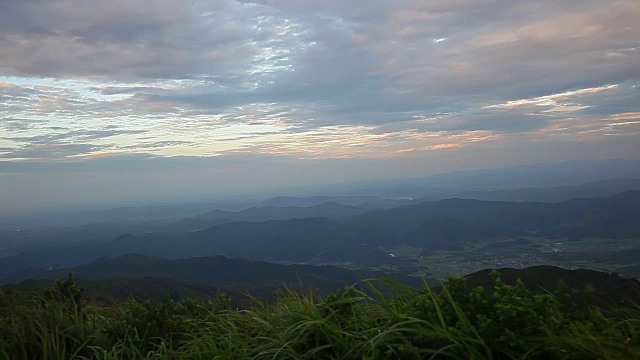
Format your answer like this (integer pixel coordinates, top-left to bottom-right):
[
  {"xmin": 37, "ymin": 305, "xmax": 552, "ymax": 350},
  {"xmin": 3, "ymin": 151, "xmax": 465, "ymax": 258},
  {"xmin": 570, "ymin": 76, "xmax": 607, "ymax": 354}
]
[{"xmin": 0, "ymin": 0, "xmax": 639, "ymax": 213}]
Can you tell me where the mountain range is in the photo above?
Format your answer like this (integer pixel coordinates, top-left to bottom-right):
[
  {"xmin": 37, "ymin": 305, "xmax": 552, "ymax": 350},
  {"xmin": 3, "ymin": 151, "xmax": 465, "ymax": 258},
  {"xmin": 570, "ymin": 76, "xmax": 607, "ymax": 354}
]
[
  {"xmin": 5, "ymin": 263, "xmax": 640, "ymax": 311},
  {"xmin": 3, "ymin": 253, "xmax": 426, "ymax": 297},
  {"xmin": 2, "ymin": 190, "xmax": 639, "ymax": 283}
]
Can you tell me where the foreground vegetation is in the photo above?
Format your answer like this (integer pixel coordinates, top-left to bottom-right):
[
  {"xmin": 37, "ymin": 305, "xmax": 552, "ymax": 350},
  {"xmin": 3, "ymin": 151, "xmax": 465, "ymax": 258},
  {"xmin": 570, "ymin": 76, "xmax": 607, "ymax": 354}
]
[{"xmin": 1, "ymin": 273, "xmax": 639, "ymax": 359}]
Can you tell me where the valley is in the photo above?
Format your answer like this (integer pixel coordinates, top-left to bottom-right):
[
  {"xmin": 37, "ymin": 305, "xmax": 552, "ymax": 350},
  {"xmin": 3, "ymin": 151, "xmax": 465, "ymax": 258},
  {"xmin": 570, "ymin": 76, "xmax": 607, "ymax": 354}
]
[
  {"xmin": 2, "ymin": 177, "xmax": 640, "ymax": 290},
  {"xmin": 3, "ymin": 163, "xmax": 640, "ymax": 359},
  {"xmin": 328, "ymin": 237, "xmax": 640, "ymax": 280},
  {"xmin": 3, "ymin": 1, "xmax": 639, "ymax": 355}
]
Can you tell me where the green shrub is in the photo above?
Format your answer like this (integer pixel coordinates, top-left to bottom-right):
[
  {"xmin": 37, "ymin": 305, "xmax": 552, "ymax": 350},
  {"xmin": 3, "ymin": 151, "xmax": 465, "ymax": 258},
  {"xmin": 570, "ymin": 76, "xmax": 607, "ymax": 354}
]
[{"xmin": 1, "ymin": 274, "xmax": 639, "ymax": 359}]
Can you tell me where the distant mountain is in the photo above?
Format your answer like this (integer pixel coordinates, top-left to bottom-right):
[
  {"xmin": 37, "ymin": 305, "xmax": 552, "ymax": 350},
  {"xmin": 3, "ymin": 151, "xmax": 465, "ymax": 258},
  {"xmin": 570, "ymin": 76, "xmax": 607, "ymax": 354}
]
[
  {"xmin": 0, "ymin": 202, "xmax": 371, "ymax": 258},
  {"xmin": 358, "ymin": 198, "xmax": 421, "ymax": 209},
  {"xmin": 451, "ymin": 178, "xmax": 640, "ymax": 203},
  {"xmin": 354, "ymin": 177, "xmax": 640, "ymax": 207},
  {"xmin": 0, "ymin": 202, "xmax": 222, "ymax": 231},
  {"xmin": 182, "ymin": 202, "xmax": 368, "ymax": 229},
  {"xmin": 421, "ymin": 159, "xmax": 640, "ymax": 190},
  {"xmin": 541, "ymin": 190, "xmax": 640, "ymax": 239},
  {"xmin": 0, "ymin": 217, "xmax": 388, "ymax": 278},
  {"xmin": 463, "ymin": 265, "xmax": 640, "ymax": 308},
  {"xmin": 351, "ymin": 198, "xmax": 543, "ymax": 233},
  {"xmin": 351, "ymin": 190, "xmax": 640, "ymax": 240},
  {"xmin": 340, "ymin": 159, "xmax": 640, "ymax": 198},
  {"xmin": 11, "ymin": 176, "xmax": 634, "ymax": 259},
  {"xmin": 168, "ymin": 217, "xmax": 386, "ymax": 261},
  {"xmin": 3, "ymin": 253, "xmax": 425, "ymax": 293},
  {"xmin": 257, "ymin": 196, "xmax": 382, "ymax": 207},
  {"xmin": 400, "ymin": 216, "xmax": 510, "ymax": 249},
  {"xmin": 2, "ymin": 191, "xmax": 639, "ymax": 282},
  {"xmin": 5, "ymin": 159, "xmax": 639, "ymax": 230}
]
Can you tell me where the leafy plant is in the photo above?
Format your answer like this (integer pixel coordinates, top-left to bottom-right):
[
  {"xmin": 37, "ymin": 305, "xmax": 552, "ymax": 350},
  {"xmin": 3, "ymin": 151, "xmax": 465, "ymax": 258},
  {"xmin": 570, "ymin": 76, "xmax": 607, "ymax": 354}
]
[{"xmin": 1, "ymin": 274, "xmax": 639, "ymax": 359}]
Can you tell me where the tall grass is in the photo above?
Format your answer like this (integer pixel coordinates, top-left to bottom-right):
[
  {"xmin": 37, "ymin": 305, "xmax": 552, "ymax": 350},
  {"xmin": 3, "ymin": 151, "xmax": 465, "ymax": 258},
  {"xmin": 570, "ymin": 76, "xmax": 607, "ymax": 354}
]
[{"xmin": 1, "ymin": 274, "xmax": 639, "ymax": 359}]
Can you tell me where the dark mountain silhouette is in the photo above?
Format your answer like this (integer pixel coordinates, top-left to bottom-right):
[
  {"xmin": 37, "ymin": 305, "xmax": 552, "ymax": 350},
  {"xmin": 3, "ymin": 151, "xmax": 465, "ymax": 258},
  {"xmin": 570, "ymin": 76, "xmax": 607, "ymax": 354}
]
[
  {"xmin": 7, "ymin": 265, "xmax": 640, "ymax": 312},
  {"xmin": 462, "ymin": 265, "xmax": 640, "ymax": 308},
  {"xmin": 4, "ymin": 253, "xmax": 426, "ymax": 294}
]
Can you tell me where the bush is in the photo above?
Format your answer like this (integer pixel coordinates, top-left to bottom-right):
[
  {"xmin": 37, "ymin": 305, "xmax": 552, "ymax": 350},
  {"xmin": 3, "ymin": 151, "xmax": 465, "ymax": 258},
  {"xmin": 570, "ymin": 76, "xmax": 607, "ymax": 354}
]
[{"xmin": 0, "ymin": 274, "xmax": 638, "ymax": 359}]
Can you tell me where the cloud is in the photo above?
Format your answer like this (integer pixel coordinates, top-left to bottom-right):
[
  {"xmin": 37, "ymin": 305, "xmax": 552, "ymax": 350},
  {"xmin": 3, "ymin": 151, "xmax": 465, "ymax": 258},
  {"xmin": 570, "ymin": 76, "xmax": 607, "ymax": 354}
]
[
  {"xmin": 0, "ymin": 143, "xmax": 100, "ymax": 160},
  {"xmin": 5, "ymin": 129, "xmax": 148, "ymax": 145},
  {"xmin": 0, "ymin": 0, "xmax": 639, "ymax": 213}
]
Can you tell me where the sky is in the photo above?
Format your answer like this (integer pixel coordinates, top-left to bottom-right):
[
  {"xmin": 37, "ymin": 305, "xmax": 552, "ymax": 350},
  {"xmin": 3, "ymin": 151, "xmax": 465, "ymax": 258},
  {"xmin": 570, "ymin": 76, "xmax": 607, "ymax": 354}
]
[{"xmin": 1, "ymin": 0, "xmax": 639, "ymax": 215}]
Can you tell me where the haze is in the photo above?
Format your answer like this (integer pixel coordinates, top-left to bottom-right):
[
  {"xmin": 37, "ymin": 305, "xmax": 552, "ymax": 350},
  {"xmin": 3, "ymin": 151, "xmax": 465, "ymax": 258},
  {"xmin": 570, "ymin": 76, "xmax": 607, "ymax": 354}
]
[{"xmin": 1, "ymin": 0, "xmax": 639, "ymax": 215}]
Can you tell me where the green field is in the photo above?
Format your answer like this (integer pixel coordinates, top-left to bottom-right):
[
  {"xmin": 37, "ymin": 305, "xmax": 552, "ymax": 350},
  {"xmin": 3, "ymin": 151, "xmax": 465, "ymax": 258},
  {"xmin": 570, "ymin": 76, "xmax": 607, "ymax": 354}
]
[{"xmin": 321, "ymin": 238, "xmax": 640, "ymax": 280}]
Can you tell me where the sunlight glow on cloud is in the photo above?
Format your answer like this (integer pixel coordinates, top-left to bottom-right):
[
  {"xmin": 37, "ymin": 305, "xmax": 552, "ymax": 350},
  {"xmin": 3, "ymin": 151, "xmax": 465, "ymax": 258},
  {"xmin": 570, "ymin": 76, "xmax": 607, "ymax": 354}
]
[
  {"xmin": 484, "ymin": 85, "xmax": 619, "ymax": 110},
  {"xmin": 0, "ymin": 0, "xmax": 638, "ymax": 167}
]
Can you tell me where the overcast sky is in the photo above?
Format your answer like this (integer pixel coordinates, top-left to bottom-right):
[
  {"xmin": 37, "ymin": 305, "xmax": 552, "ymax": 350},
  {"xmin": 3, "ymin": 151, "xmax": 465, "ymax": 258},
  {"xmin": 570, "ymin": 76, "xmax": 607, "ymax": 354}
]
[{"xmin": 1, "ymin": 0, "xmax": 639, "ymax": 214}]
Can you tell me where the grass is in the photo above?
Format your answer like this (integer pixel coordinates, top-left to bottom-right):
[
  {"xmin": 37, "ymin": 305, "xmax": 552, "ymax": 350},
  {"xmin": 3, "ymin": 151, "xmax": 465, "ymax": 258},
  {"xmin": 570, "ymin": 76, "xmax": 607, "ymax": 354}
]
[{"xmin": 1, "ymin": 274, "xmax": 639, "ymax": 359}]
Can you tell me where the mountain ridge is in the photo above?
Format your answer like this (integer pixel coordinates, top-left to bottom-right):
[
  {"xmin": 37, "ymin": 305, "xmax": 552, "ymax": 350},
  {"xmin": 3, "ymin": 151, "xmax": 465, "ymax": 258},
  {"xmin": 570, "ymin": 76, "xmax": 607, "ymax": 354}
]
[
  {"xmin": 3, "ymin": 253, "xmax": 427, "ymax": 291},
  {"xmin": 2, "ymin": 190, "xmax": 640, "ymax": 281}
]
